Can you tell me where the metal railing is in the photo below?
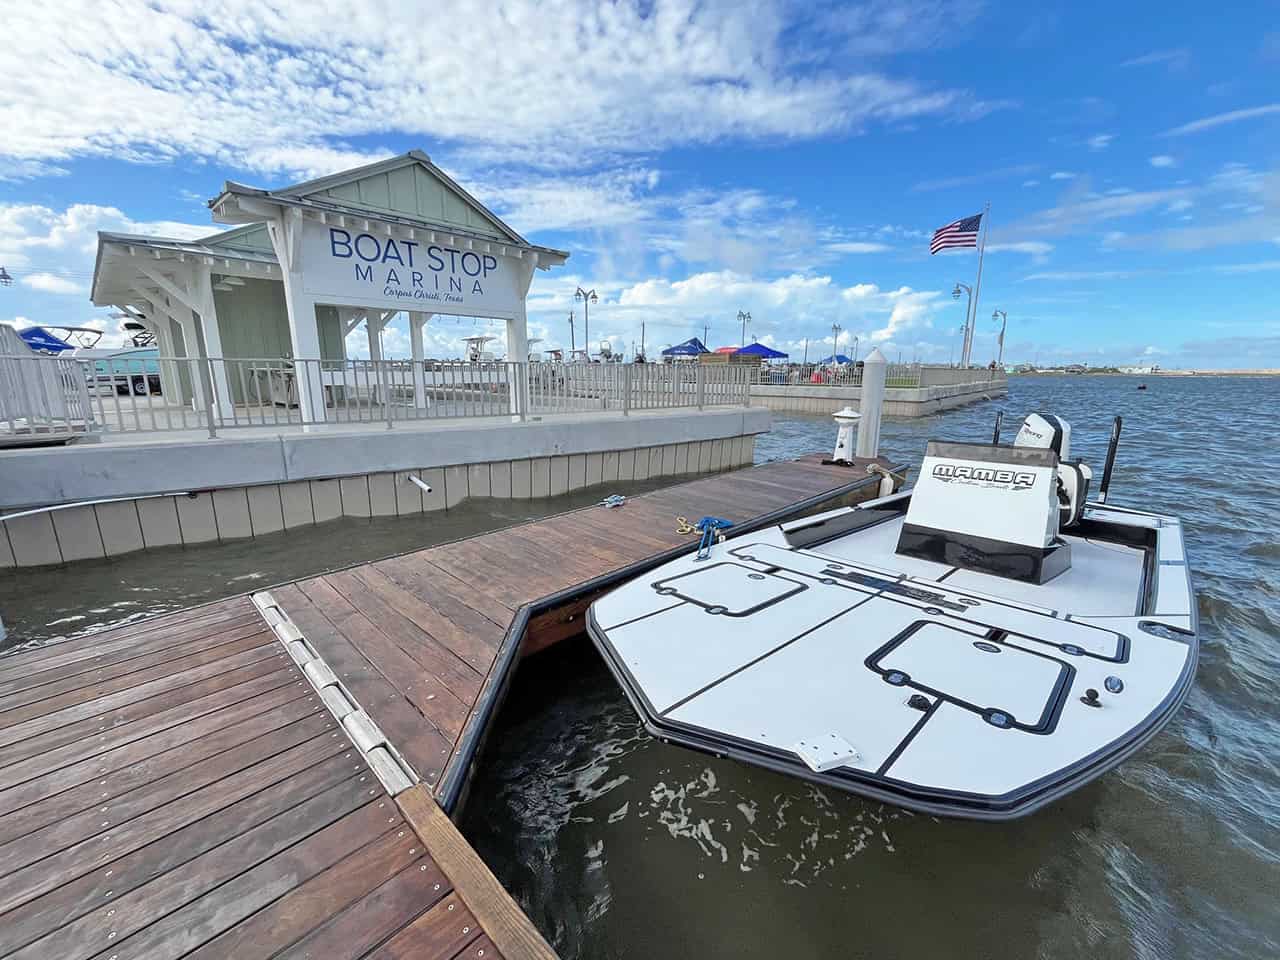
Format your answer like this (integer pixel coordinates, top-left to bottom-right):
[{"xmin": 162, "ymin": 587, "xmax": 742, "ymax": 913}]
[
  {"xmin": 0, "ymin": 355, "xmax": 753, "ymax": 439},
  {"xmin": 751, "ymin": 362, "xmax": 922, "ymax": 388},
  {"xmin": 1, "ymin": 354, "xmax": 98, "ymax": 443}
]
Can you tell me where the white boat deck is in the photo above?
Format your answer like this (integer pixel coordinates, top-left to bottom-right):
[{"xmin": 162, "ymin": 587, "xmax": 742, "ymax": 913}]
[{"xmin": 589, "ymin": 504, "xmax": 1197, "ymax": 819}]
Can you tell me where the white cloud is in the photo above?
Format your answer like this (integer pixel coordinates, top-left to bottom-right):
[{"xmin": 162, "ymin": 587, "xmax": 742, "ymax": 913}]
[
  {"xmin": 1087, "ymin": 134, "xmax": 1114, "ymax": 151},
  {"xmin": 0, "ymin": 0, "xmax": 997, "ymax": 178},
  {"xmin": 986, "ymin": 241, "xmax": 1053, "ymax": 257},
  {"xmin": 912, "ymin": 164, "xmax": 1038, "ymax": 193},
  {"xmin": 1162, "ymin": 104, "xmax": 1280, "ymax": 137},
  {"xmin": 20, "ymin": 272, "xmax": 84, "ymax": 295},
  {"xmin": 1120, "ymin": 48, "xmax": 1190, "ymax": 69},
  {"xmin": 1149, "ymin": 155, "xmax": 1177, "ymax": 168},
  {"xmin": 1049, "ymin": 171, "xmax": 1076, "ymax": 181},
  {"xmin": 1212, "ymin": 260, "xmax": 1280, "ymax": 274},
  {"xmin": 827, "ymin": 242, "xmax": 891, "ymax": 254},
  {"xmin": 1022, "ymin": 179, "xmax": 1040, "ymax": 187},
  {"xmin": 1022, "ymin": 269, "xmax": 1138, "ymax": 281}
]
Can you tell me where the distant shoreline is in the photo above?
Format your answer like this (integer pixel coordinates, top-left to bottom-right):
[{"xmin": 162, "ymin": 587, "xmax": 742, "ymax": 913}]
[{"xmin": 1012, "ymin": 370, "xmax": 1279, "ymax": 377}]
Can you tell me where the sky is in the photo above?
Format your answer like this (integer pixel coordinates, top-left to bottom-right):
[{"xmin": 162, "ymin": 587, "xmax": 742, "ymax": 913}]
[{"xmin": 1, "ymin": 0, "xmax": 1278, "ymax": 369}]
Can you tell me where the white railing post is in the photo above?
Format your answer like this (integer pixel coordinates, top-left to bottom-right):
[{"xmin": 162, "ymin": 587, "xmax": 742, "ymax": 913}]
[
  {"xmin": 855, "ymin": 347, "xmax": 886, "ymax": 459},
  {"xmin": 623, "ymin": 363, "xmax": 632, "ymax": 416},
  {"xmin": 199, "ymin": 357, "xmax": 218, "ymax": 439},
  {"xmin": 696, "ymin": 363, "xmax": 706, "ymax": 410}
]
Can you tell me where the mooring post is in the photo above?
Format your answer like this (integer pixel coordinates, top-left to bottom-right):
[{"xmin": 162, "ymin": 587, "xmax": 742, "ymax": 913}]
[
  {"xmin": 832, "ymin": 406, "xmax": 860, "ymax": 463},
  {"xmin": 855, "ymin": 347, "xmax": 887, "ymax": 459}
]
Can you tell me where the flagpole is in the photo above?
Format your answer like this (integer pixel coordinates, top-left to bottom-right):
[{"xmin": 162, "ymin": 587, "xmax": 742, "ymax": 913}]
[{"xmin": 965, "ymin": 201, "xmax": 991, "ymax": 367}]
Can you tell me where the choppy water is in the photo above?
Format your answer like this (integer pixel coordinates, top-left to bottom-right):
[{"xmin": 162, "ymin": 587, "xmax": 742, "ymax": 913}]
[{"xmin": 459, "ymin": 376, "xmax": 1280, "ymax": 960}]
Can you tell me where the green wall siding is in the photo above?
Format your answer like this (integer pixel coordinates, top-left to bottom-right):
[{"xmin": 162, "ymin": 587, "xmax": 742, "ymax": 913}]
[{"xmin": 315, "ymin": 165, "xmax": 505, "ymax": 239}]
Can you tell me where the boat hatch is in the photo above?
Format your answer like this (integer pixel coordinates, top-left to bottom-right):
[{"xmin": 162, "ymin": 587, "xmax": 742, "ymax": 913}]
[
  {"xmin": 651, "ymin": 562, "xmax": 807, "ymax": 617},
  {"xmin": 869, "ymin": 621, "xmax": 1071, "ymax": 732}
]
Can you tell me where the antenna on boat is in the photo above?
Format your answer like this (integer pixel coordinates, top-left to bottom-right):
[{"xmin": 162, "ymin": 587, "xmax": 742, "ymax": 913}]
[
  {"xmin": 1097, "ymin": 416, "xmax": 1123, "ymax": 503},
  {"xmin": 991, "ymin": 410, "xmax": 1003, "ymax": 444}
]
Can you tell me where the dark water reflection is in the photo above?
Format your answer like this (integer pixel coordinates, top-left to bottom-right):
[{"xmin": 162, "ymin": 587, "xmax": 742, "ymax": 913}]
[{"xmin": 460, "ymin": 376, "xmax": 1280, "ymax": 960}]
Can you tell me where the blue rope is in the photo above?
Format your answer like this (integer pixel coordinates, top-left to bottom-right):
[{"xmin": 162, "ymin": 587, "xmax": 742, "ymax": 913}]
[{"xmin": 694, "ymin": 516, "xmax": 734, "ymax": 561}]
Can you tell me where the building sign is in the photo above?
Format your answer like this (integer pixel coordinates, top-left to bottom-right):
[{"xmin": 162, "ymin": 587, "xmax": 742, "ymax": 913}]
[{"xmin": 299, "ymin": 219, "xmax": 521, "ymax": 317}]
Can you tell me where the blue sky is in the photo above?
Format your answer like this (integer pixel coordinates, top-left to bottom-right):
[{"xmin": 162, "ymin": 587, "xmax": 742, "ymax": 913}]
[{"xmin": 1, "ymin": 0, "xmax": 1277, "ymax": 368}]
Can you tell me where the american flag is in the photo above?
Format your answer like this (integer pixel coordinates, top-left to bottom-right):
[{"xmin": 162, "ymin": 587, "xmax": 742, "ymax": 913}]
[{"xmin": 930, "ymin": 213, "xmax": 982, "ymax": 255}]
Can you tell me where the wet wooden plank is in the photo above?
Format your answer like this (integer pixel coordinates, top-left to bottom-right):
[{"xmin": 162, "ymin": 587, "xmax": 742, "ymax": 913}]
[
  {"xmin": 0, "ymin": 711, "xmax": 334, "ymax": 874},
  {"xmin": 0, "ymin": 615, "xmax": 273, "ymax": 713},
  {"xmin": 0, "ymin": 636, "xmax": 279, "ymax": 747},
  {"xmin": 0, "ymin": 607, "xmax": 262, "ymax": 693},
  {"xmin": 0, "ymin": 751, "xmax": 367, "ymax": 955},
  {"xmin": 274, "ymin": 858, "xmax": 452, "ymax": 960},
  {"xmin": 183, "ymin": 827, "xmax": 428, "ymax": 959},
  {"xmin": 285, "ymin": 580, "xmax": 453, "ymax": 785},
  {"xmin": 351, "ymin": 564, "xmax": 501, "ymax": 670},
  {"xmin": 0, "ymin": 680, "xmax": 315, "ymax": 832},
  {"xmin": 0, "ymin": 659, "xmax": 297, "ymax": 773},
  {"xmin": 0, "ymin": 730, "xmax": 346, "ymax": 917},
  {"xmin": 306, "ymin": 575, "xmax": 473, "ymax": 743},
  {"xmin": 13, "ymin": 785, "xmax": 390, "ymax": 960},
  {"xmin": 0, "ymin": 628, "xmax": 275, "ymax": 729},
  {"xmin": 326, "ymin": 569, "xmax": 483, "ymax": 701},
  {"xmin": 365, "ymin": 891, "xmax": 482, "ymax": 960},
  {"xmin": 380, "ymin": 553, "xmax": 517, "ymax": 629},
  {"xmin": 398, "ymin": 785, "xmax": 557, "ymax": 960}
]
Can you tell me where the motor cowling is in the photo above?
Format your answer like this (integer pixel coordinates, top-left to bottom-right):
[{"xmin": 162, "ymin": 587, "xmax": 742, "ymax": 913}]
[{"xmin": 1013, "ymin": 413, "xmax": 1072, "ymax": 461}]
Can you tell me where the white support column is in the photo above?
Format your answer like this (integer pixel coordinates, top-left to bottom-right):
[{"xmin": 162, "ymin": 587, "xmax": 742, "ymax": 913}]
[
  {"xmin": 192, "ymin": 264, "xmax": 236, "ymax": 421},
  {"xmin": 174, "ymin": 305, "xmax": 210, "ymax": 412},
  {"xmin": 409, "ymin": 311, "xmax": 431, "ymax": 409},
  {"xmin": 269, "ymin": 208, "xmax": 326, "ymax": 425},
  {"xmin": 506, "ymin": 254, "xmax": 539, "ymax": 420}
]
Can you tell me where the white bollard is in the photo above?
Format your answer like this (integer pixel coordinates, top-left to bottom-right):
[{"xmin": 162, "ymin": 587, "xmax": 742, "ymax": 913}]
[
  {"xmin": 831, "ymin": 406, "xmax": 860, "ymax": 463},
  {"xmin": 855, "ymin": 347, "xmax": 887, "ymax": 459}
]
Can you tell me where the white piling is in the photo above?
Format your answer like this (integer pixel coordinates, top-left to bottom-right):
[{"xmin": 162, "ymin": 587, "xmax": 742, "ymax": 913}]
[
  {"xmin": 831, "ymin": 406, "xmax": 860, "ymax": 463},
  {"xmin": 855, "ymin": 347, "xmax": 887, "ymax": 459}
]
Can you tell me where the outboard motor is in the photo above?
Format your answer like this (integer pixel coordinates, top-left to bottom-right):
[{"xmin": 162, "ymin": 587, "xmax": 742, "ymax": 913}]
[{"xmin": 1013, "ymin": 414, "xmax": 1091, "ymax": 530}]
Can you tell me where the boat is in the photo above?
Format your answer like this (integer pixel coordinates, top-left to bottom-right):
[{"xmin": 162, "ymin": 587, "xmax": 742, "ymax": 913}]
[
  {"xmin": 1137, "ymin": 383, "xmax": 1148, "ymax": 390},
  {"xmin": 587, "ymin": 413, "xmax": 1198, "ymax": 820}
]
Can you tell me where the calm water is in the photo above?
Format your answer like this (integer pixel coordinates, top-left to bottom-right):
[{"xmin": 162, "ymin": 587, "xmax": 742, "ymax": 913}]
[{"xmin": 458, "ymin": 376, "xmax": 1280, "ymax": 960}]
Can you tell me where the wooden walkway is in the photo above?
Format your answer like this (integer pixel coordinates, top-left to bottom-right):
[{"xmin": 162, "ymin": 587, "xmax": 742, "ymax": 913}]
[
  {"xmin": 263, "ymin": 455, "xmax": 890, "ymax": 807},
  {"xmin": 0, "ymin": 455, "xmax": 890, "ymax": 959}
]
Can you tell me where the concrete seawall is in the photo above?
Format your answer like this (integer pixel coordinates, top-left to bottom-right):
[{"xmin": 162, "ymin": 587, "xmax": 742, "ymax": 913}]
[
  {"xmin": 749, "ymin": 374, "xmax": 1006, "ymax": 416},
  {"xmin": 0, "ymin": 407, "xmax": 769, "ymax": 568}
]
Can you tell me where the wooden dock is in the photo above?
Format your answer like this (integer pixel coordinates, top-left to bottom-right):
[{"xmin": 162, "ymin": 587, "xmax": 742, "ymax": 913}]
[{"xmin": 0, "ymin": 455, "xmax": 892, "ymax": 958}]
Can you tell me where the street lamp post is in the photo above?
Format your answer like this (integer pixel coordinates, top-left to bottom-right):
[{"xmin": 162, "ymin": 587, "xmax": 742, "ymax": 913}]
[
  {"xmin": 992, "ymin": 310, "xmax": 1008, "ymax": 366},
  {"xmin": 952, "ymin": 281, "xmax": 973, "ymax": 367},
  {"xmin": 737, "ymin": 310, "xmax": 752, "ymax": 347},
  {"xmin": 575, "ymin": 287, "xmax": 598, "ymax": 359},
  {"xmin": 851, "ymin": 335, "xmax": 860, "ymax": 365},
  {"xmin": 830, "ymin": 323, "xmax": 841, "ymax": 363}
]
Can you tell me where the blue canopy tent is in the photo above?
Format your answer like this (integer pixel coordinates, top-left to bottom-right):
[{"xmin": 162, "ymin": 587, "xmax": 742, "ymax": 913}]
[
  {"xmin": 18, "ymin": 326, "xmax": 74, "ymax": 354},
  {"xmin": 661, "ymin": 337, "xmax": 711, "ymax": 357},
  {"xmin": 819, "ymin": 354, "xmax": 853, "ymax": 364},
  {"xmin": 737, "ymin": 342, "xmax": 788, "ymax": 359}
]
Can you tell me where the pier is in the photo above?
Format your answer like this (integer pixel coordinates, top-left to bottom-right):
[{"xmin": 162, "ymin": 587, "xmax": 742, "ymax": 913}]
[{"xmin": 0, "ymin": 454, "xmax": 895, "ymax": 958}]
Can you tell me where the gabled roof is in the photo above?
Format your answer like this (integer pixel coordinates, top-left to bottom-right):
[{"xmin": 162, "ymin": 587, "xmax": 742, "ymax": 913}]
[{"xmin": 208, "ymin": 151, "xmax": 567, "ymax": 264}]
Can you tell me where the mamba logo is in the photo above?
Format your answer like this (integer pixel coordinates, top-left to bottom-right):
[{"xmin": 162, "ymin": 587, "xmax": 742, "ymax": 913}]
[{"xmin": 933, "ymin": 462, "xmax": 1036, "ymax": 489}]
